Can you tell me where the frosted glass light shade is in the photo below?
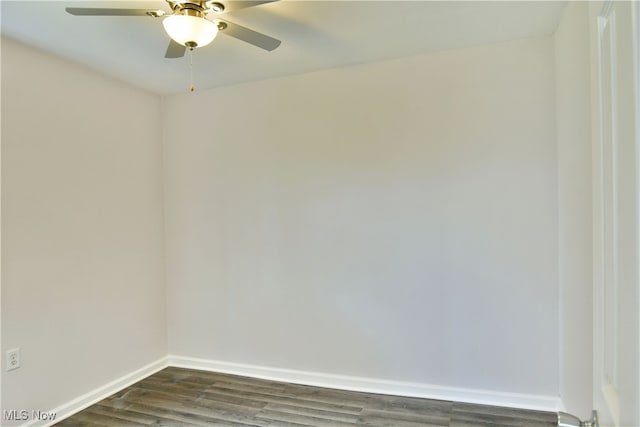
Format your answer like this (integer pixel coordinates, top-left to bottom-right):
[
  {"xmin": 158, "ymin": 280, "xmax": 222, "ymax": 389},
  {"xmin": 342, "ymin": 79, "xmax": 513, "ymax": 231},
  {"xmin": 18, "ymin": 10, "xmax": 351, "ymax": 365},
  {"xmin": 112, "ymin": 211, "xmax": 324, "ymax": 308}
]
[{"xmin": 162, "ymin": 15, "xmax": 218, "ymax": 48}]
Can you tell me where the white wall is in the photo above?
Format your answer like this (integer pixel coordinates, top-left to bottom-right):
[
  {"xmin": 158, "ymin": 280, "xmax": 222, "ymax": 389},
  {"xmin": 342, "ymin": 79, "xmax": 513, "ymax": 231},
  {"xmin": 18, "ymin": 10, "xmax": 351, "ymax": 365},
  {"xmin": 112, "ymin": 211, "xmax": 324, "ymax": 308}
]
[
  {"xmin": 1, "ymin": 37, "xmax": 167, "ymax": 423},
  {"xmin": 163, "ymin": 36, "xmax": 559, "ymax": 399},
  {"xmin": 554, "ymin": 2, "xmax": 593, "ymax": 416}
]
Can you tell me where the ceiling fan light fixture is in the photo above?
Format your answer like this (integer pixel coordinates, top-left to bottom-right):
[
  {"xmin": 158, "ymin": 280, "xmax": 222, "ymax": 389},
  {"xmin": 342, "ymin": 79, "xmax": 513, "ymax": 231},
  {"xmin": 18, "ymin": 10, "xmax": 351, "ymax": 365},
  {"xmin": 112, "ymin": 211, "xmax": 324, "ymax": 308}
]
[{"xmin": 162, "ymin": 14, "xmax": 218, "ymax": 48}]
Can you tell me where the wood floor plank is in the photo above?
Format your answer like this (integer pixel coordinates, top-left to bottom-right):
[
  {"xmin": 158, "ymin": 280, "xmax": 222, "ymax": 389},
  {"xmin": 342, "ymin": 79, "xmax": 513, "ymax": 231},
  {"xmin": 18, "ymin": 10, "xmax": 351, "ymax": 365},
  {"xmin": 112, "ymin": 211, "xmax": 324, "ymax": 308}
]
[
  {"xmin": 452, "ymin": 402, "xmax": 557, "ymax": 422},
  {"xmin": 160, "ymin": 369, "xmax": 287, "ymax": 391},
  {"xmin": 81, "ymin": 406, "xmax": 158, "ymax": 426},
  {"xmin": 450, "ymin": 409, "xmax": 556, "ymax": 427},
  {"xmin": 281, "ymin": 384, "xmax": 380, "ymax": 406},
  {"xmin": 263, "ymin": 403, "xmax": 361, "ymax": 423},
  {"xmin": 55, "ymin": 418, "xmax": 108, "ymax": 426},
  {"xmin": 183, "ymin": 377, "xmax": 364, "ymax": 411},
  {"xmin": 103, "ymin": 401, "xmax": 266, "ymax": 427},
  {"xmin": 71, "ymin": 410, "xmax": 149, "ymax": 427},
  {"xmin": 451, "ymin": 402, "xmax": 557, "ymax": 427},
  {"xmin": 186, "ymin": 385, "xmax": 364, "ymax": 415},
  {"xmin": 359, "ymin": 408, "xmax": 449, "ymax": 426},
  {"xmin": 102, "ymin": 388, "xmax": 269, "ymax": 426},
  {"xmin": 90, "ymin": 403, "xmax": 176, "ymax": 425},
  {"xmin": 364, "ymin": 396, "xmax": 453, "ymax": 416},
  {"xmin": 55, "ymin": 410, "xmax": 139, "ymax": 427},
  {"xmin": 357, "ymin": 415, "xmax": 445, "ymax": 427},
  {"xmin": 264, "ymin": 420, "xmax": 310, "ymax": 427},
  {"xmin": 55, "ymin": 367, "xmax": 559, "ymax": 427},
  {"xmin": 255, "ymin": 409, "xmax": 358, "ymax": 427},
  {"xmin": 133, "ymin": 378, "xmax": 270, "ymax": 410},
  {"xmin": 130, "ymin": 383, "xmax": 268, "ymax": 412},
  {"xmin": 55, "ymin": 419, "xmax": 111, "ymax": 427}
]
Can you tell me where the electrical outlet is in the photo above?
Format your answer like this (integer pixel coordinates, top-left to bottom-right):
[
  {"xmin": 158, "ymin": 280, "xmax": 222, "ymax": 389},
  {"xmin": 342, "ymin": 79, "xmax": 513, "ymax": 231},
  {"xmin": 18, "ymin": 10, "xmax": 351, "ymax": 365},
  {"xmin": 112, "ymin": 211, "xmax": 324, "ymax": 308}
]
[{"xmin": 6, "ymin": 348, "xmax": 20, "ymax": 371}]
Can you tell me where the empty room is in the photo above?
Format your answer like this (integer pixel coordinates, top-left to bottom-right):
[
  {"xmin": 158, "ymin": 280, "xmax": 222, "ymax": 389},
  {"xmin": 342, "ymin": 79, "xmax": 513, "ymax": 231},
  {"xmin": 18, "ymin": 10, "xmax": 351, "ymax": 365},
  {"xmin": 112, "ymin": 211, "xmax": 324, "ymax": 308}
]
[{"xmin": 1, "ymin": 1, "xmax": 639, "ymax": 426}]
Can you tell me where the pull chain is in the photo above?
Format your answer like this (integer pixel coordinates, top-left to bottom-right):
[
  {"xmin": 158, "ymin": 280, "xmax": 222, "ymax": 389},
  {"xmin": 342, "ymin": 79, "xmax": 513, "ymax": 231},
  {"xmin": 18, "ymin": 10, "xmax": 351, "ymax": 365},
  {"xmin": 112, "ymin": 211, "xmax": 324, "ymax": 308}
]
[{"xmin": 189, "ymin": 48, "xmax": 195, "ymax": 92}]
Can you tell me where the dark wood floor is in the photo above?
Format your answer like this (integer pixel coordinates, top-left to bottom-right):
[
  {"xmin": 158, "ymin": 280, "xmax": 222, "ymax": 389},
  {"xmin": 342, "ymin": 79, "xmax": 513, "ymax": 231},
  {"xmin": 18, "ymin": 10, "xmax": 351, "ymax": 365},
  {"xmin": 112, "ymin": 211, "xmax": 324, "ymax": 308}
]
[{"xmin": 55, "ymin": 367, "xmax": 558, "ymax": 427}]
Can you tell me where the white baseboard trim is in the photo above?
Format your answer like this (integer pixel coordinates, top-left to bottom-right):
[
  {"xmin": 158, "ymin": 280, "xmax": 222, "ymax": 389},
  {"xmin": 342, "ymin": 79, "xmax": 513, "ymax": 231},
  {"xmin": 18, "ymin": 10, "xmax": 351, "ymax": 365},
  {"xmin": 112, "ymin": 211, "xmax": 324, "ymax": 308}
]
[
  {"xmin": 24, "ymin": 356, "xmax": 169, "ymax": 427},
  {"xmin": 19, "ymin": 354, "xmax": 561, "ymax": 427},
  {"xmin": 168, "ymin": 355, "xmax": 562, "ymax": 413}
]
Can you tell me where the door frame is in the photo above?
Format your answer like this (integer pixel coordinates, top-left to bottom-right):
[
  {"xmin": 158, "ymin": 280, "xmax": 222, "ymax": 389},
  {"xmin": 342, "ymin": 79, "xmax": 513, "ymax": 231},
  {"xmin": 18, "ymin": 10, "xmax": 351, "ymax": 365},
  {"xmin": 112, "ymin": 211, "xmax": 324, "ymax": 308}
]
[{"xmin": 590, "ymin": 1, "xmax": 640, "ymax": 425}]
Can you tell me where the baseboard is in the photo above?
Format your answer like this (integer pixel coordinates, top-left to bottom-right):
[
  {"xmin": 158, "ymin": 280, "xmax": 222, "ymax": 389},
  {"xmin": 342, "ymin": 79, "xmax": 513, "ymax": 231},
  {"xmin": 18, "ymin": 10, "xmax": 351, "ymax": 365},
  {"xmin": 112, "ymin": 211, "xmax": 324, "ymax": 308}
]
[
  {"xmin": 24, "ymin": 356, "xmax": 169, "ymax": 427},
  {"xmin": 20, "ymin": 354, "xmax": 561, "ymax": 427},
  {"xmin": 168, "ymin": 355, "xmax": 562, "ymax": 413}
]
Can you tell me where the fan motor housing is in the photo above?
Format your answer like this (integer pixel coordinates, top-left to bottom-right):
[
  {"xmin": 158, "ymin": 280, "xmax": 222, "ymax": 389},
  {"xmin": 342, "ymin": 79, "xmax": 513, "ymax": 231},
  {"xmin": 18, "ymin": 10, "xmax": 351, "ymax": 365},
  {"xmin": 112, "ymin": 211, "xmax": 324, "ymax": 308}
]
[{"xmin": 167, "ymin": 0, "xmax": 224, "ymax": 17}]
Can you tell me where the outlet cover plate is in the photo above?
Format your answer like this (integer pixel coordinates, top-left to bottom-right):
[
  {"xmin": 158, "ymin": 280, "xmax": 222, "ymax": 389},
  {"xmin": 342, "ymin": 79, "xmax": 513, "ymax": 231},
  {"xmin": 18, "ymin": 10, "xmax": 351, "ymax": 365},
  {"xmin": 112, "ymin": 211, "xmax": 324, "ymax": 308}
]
[{"xmin": 6, "ymin": 348, "xmax": 20, "ymax": 371}]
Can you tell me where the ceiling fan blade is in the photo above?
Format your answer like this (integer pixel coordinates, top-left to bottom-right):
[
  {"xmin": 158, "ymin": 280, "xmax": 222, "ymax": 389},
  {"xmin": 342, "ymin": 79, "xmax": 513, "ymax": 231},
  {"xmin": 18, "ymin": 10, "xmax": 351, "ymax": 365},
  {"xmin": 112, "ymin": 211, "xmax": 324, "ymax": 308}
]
[
  {"xmin": 218, "ymin": 19, "xmax": 281, "ymax": 51},
  {"xmin": 65, "ymin": 8, "xmax": 159, "ymax": 17},
  {"xmin": 165, "ymin": 39, "xmax": 187, "ymax": 58},
  {"xmin": 218, "ymin": 1, "xmax": 278, "ymax": 13}
]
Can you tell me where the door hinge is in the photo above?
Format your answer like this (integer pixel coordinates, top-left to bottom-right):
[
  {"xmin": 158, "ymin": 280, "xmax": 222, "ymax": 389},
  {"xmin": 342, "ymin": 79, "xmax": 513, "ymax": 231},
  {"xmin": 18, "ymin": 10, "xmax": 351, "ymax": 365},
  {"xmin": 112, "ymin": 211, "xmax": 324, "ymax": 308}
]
[{"xmin": 558, "ymin": 410, "xmax": 599, "ymax": 427}]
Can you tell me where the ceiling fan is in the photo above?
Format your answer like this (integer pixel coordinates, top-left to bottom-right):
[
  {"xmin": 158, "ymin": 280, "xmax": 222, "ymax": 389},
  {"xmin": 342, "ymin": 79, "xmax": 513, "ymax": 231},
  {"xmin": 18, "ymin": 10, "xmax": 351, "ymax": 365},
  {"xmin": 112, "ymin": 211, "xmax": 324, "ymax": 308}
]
[{"xmin": 65, "ymin": 1, "xmax": 281, "ymax": 58}]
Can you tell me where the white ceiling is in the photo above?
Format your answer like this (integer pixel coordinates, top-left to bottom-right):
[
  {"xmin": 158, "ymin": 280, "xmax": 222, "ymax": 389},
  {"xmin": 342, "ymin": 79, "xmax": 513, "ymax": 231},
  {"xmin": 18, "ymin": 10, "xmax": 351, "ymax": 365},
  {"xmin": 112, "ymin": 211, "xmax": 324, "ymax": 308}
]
[{"xmin": 1, "ymin": 1, "xmax": 566, "ymax": 95}]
